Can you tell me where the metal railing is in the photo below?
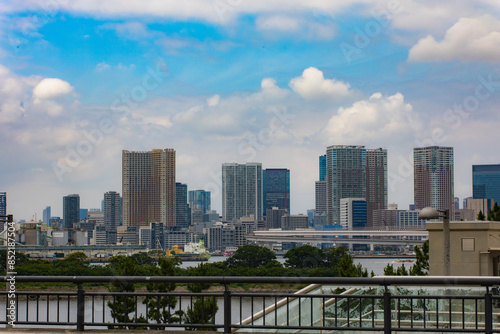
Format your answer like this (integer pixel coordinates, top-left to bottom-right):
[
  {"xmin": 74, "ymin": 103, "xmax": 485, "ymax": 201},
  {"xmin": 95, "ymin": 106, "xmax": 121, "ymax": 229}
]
[{"xmin": 2, "ymin": 276, "xmax": 500, "ymax": 333}]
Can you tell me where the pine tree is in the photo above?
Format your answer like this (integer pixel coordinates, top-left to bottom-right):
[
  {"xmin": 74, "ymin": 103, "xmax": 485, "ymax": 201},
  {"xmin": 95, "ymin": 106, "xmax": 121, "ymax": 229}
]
[{"xmin": 477, "ymin": 210, "xmax": 486, "ymax": 221}]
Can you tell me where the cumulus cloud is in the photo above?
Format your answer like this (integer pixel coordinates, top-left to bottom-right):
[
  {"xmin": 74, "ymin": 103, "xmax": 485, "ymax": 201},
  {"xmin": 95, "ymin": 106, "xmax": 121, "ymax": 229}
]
[
  {"xmin": 289, "ymin": 67, "xmax": 353, "ymax": 100},
  {"xmin": 0, "ymin": 64, "xmax": 38, "ymax": 124},
  {"xmin": 33, "ymin": 78, "xmax": 74, "ymax": 101},
  {"xmin": 408, "ymin": 15, "xmax": 500, "ymax": 62},
  {"xmin": 321, "ymin": 92, "xmax": 421, "ymax": 143}
]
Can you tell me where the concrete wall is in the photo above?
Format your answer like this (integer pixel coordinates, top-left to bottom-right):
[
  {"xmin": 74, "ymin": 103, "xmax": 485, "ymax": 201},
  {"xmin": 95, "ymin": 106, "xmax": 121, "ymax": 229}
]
[{"xmin": 428, "ymin": 221, "xmax": 500, "ymax": 276}]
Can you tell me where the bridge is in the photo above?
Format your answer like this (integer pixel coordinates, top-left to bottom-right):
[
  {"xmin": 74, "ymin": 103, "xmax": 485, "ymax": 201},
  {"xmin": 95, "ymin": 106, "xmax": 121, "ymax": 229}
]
[
  {"xmin": 3, "ymin": 245, "xmax": 148, "ymax": 258},
  {"xmin": 247, "ymin": 229, "xmax": 428, "ymax": 248}
]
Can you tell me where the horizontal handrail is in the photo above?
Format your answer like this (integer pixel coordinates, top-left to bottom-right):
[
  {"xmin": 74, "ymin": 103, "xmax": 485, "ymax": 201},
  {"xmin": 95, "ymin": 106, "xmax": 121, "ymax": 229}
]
[{"xmin": 3, "ymin": 275, "xmax": 500, "ymax": 286}]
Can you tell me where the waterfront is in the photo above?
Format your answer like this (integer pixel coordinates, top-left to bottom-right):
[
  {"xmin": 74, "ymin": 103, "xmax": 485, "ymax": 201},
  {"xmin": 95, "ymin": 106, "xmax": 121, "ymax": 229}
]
[{"xmin": 178, "ymin": 255, "xmax": 415, "ymax": 276}]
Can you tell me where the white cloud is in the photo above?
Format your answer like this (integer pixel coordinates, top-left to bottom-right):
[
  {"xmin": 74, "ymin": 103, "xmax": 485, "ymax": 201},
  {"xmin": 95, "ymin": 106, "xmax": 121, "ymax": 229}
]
[
  {"xmin": 289, "ymin": 67, "xmax": 353, "ymax": 100},
  {"xmin": 95, "ymin": 62, "xmax": 110, "ymax": 72},
  {"xmin": 207, "ymin": 94, "xmax": 220, "ymax": 107},
  {"xmin": 255, "ymin": 15, "xmax": 336, "ymax": 40},
  {"xmin": 33, "ymin": 78, "xmax": 74, "ymax": 100},
  {"xmin": 321, "ymin": 92, "xmax": 421, "ymax": 143},
  {"xmin": 0, "ymin": 64, "xmax": 38, "ymax": 124},
  {"xmin": 256, "ymin": 15, "xmax": 300, "ymax": 32},
  {"xmin": 408, "ymin": 15, "xmax": 500, "ymax": 62}
]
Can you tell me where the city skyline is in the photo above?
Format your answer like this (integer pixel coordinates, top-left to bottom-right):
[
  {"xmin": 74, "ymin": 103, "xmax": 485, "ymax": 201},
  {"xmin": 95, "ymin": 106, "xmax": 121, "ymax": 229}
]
[{"xmin": 1, "ymin": 1, "xmax": 499, "ymax": 220}]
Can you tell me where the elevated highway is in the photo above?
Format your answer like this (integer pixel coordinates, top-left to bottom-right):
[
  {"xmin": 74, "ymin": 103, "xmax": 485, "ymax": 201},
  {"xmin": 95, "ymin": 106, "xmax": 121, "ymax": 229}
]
[{"xmin": 247, "ymin": 229, "xmax": 428, "ymax": 247}]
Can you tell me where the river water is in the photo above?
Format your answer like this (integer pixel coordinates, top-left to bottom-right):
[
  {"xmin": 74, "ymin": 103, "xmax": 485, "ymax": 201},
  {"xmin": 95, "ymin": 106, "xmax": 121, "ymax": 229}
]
[
  {"xmin": 2, "ymin": 256, "xmax": 413, "ymax": 328},
  {"xmin": 180, "ymin": 255, "xmax": 414, "ymax": 276}
]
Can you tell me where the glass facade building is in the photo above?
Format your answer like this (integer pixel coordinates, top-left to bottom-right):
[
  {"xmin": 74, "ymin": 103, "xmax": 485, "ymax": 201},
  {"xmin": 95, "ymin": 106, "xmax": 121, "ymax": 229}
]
[
  {"xmin": 188, "ymin": 190, "xmax": 211, "ymax": 214},
  {"xmin": 473, "ymin": 164, "xmax": 500, "ymax": 204},
  {"xmin": 63, "ymin": 194, "xmax": 80, "ymax": 229},
  {"xmin": 175, "ymin": 183, "xmax": 190, "ymax": 229},
  {"xmin": 0, "ymin": 192, "xmax": 6, "ymax": 216},
  {"xmin": 263, "ymin": 168, "xmax": 290, "ymax": 215},
  {"xmin": 326, "ymin": 145, "xmax": 366, "ymax": 225},
  {"xmin": 222, "ymin": 163, "xmax": 262, "ymax": 221}
]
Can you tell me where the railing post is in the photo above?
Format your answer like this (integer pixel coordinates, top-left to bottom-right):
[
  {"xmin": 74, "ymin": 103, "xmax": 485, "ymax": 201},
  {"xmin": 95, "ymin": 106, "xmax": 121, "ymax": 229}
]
[
  {"xmin": 485, "ymin": 288, "xmax": 492, "ymax": 334},
  {"xmin": 383, "ymin": 286, "xmax": 392, "ymax": 334},
  {"xmin": 224, "ymin": 284, "xmax": 232, "ymax": 334},
  {"xmin": 77, "ymin": 283, "xmax": 85, "ymax": 331}
]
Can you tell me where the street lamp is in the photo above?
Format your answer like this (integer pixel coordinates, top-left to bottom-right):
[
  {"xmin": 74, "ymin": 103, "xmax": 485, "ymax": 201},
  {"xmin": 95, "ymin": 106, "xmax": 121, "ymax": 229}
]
[{"xmin": 419, "ymin": 207, "xmax": 450, "ymax": 276}]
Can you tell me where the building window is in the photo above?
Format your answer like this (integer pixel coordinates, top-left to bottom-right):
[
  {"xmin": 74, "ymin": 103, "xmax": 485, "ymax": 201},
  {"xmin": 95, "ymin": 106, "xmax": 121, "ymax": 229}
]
[{"xmin": 462, "ymin": 238, "xmax": 475, "ymax": 251}]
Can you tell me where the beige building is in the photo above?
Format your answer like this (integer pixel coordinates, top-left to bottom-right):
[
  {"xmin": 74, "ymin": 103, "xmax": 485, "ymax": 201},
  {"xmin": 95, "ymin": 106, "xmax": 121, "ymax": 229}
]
[
  {"xmin": 122, "ymin": 149, "xmax": 176, "ymax": 227},
  {"xmin": 428, "ymin": 221, "xmax": 500, "ymax": 276},
  {"xmin": 466, "ymin": 198, "xmax": 495, "ymax": 218}
]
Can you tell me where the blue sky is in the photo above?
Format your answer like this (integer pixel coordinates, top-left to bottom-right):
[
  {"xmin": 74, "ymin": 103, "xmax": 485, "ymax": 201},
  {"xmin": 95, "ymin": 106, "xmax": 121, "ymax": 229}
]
[{"xmin": 1, "ymin": 0, "xmax": 500, "ymax": 220}]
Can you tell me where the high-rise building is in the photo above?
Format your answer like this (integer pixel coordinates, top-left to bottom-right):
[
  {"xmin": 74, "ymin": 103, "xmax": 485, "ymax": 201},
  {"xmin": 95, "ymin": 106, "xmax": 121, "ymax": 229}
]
[
  {"xmin": 176, "ymin": 183, "xmax": 190, "ymax": 229},
  {"xmin": 326, "ymin": 145, "xmax": 366, "ymax": 225},
  {"xmin": 222, "ymin": 163, "xmax": 262, "ymax": 221},
  {"xmin": 104, "ymin": 191, "xmax": 121, "ymax": 245},
  {"xmin": 413, "ymin": 146, "xmax": 454, "ymax": 215},
  {"xmin": 188, "ymin": 190, "xmax": 211, "ymax": 214},
  {"xmin": 319, "ymin": 155, "xmax": 326, "ymax": 181},
  {"xmin": 122, "ymin": 149, "xmax": 176, "ymax": 227},
  {"xmin": 63, "ymin": 194, "xmax": 80, "ymax": 229},
  {"xmin": 263, "ymin": 168, "xmax": 290, "ymax": 214},
  {"xmin": 42, "ymin": 206, "xmax": 51, "ymax": 225},
  {"xmin": 473, "ymin": 164, "xmax": 500, "ymax": 204},
  {"xmin": 366, "ymin": 148, "xmax": 388, "ymax": 228},
  {"xmin": 266, "ymin": 207, "xmax": 288, "ymax": 229},
  {"xmin": 454, "ymin": 197, "xmax": 460, "ymax": 210},
  {"xmin": 315, "ymin": 181, "xmax": 327, "ymax": 215},
  {"xmin": 0, "ymin": 192, "xmax": 6, "ymax": 216},
  {"xmin": 340, "ymin": 198, "xmax": 367, "ymax": 230},
  {"xmin": 466, "ymin": 198, "xmax": 495, "ymax": 218}
]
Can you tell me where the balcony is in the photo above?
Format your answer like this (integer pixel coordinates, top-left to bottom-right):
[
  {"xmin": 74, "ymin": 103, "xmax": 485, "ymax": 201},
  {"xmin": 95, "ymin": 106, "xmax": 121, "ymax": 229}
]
[{"xmin": 1, "ymin": 276, "xmax": 500, "ymax": 333}]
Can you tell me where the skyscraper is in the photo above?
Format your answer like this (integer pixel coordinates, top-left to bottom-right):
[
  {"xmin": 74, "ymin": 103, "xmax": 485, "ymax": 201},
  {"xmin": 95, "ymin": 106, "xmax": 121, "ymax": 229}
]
[
  {"xmin": 263, "ymin": 168, "xmax": 290, "ymax": 214},
  {"xmin": 326, "ymin": 145, "xmax": 366, "ymax": 225},
  {"xmin": 413, "ymin": 146, "xmax": 454, "ymax": 214},
  {"xmin": 0, "ymin": 192, "xmax": 6, "ymax": 216},
  {"xmin": 188, "ymin": 190, "xmax": 211, "ymax": 214},
  {"xmin": 104, "ymin": 191, "xmax": 121, "ymax": 244},
  {"xmin": 222, "ymin": 163, "xmax": 262, "ymax": 221},
  {"xmin": 43, "ymin": 206, "xmax": 51, "ymax": 225},
  {"xmin": 319, "ymin": 155, "xmax": 326, "ymax": 181},
  {"xmin": 315, "ymin": 181, "xmax": 327, "ymax": 215},
  {"xmin": 473, "ymin": 164, "xmax": 500, "ymax": 204},
  {"xmin": 63, "ymin": 194, "xmax": 80, "ymax": 229},
  {"xmin": 366, "ymin": 148, "xmax": 388, "ymax": 228},
  {"xmin": 176, "ymin": 182, "xmax": 190, "ymax": 229},
  {"xmin": 122, "ymin": 149, "xmax": 176, "ymax": 227}
]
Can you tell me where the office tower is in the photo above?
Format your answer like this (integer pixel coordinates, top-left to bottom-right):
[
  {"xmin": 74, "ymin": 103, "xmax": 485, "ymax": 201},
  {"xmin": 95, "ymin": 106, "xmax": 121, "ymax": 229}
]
[
  {"xmin": 263, "ymin": 168, "xmax": 290, "ymax": 214},
  {"xmin": 365, "ymin": 148, "xmax": 388, "ymax": 228},
  {"xmin": 79, "ymin": 209, "xmax": 88, "ymax": 221},
  {"xmin": 0, "ymin": 192, "xmax": 6, "ymax": 216},
  {"xmin": 104, "ymin": 191, "xmax": 121, "ymax": 245},
  {"xmin": 222, "ymin": 163, "xmax": 262, "ymax": 221},
  {"xmin": 42, "ymin": 206, "xmax": 51, "ymax": 225},
  {"xmin": 326, "ymin": 145, "xmax": 366, "ymax": 225},
  {"xmin": 413, "ymin": 146, "xmax": 454, "ymax": 214},
  {"xmin": 340, "ymin": 198, "xmax": 367, "ymax": 230},
  {"xmin": 397, "ymin": 209, "xmax": 429, "ymax": 229},
  {"xmin": 266, "ymin": 207, "xmax": 288, "ymax": 229},
  {"xmin": 466, "ymin": 198, "xmax": 495, "ymax": 218},
  {"xmin": 188, "ymin": 190, "xmax": 211, "ymax": 214},
  {"xmin": 63, "ymin": 194, "xmax": 80, "ymax": 229},
  {"xmin": 315, "ymin": 181, "xmax": 327, "ymax": 215},
  {"xmin": 454, "ymin": 197, "xmax": 460, "ymax": 210},
  {"xmin": 319, "ymin": 155, "xmax": 326, "ymax": 181},
  {"xmin": 281, "ymin": 214, "xmax": 309, "ymax": 230},
  {"xmin": 473, "ymin": 164, "xmax": 500, "ymax": 204},
  {"xmin": 122, "ymin": 149, "xmax": 176, "ymax": 227},
  {"xmin": 176, "ymin": 183, "xmax": 190, "ymax": 229}
]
